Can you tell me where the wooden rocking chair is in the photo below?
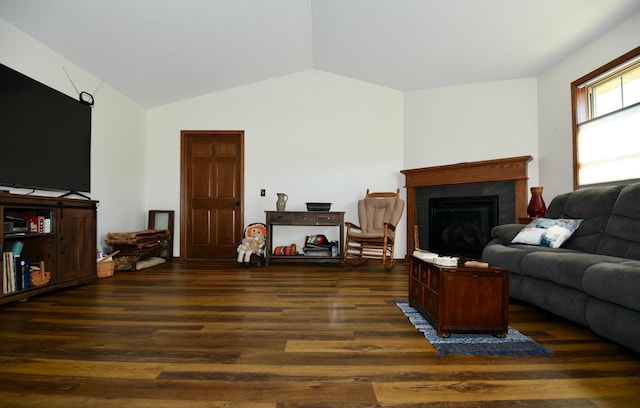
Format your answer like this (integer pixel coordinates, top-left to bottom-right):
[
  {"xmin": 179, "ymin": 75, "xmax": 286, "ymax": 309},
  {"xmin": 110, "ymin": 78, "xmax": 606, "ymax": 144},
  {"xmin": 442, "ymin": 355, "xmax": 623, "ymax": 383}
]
[{"xmin": 343, "ymin": 189, "xmax": 404, "ymax": 270}]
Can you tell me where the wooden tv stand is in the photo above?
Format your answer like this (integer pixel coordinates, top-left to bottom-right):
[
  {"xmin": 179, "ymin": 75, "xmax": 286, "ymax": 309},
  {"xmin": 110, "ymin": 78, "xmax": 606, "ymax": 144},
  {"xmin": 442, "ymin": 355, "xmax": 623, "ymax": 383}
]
[{"xmin": 1, "ymin": 193, "xmax": 98, "ymax": 305}]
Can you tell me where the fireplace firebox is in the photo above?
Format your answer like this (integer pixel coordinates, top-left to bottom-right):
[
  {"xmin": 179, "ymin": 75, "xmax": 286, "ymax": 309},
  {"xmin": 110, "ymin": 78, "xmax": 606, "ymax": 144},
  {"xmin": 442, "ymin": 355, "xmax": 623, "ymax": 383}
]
[{"xmin": 428, "ymin": 195, "xmax": 498, "ymax": 258}]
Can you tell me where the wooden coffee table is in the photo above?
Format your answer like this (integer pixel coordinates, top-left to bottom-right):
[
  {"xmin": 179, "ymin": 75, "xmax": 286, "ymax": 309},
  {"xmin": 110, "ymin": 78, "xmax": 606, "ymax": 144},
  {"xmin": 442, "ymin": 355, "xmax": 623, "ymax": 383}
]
[{"xmin": 408, "ymin": 256, "xmax": 509, "ymax": 338}]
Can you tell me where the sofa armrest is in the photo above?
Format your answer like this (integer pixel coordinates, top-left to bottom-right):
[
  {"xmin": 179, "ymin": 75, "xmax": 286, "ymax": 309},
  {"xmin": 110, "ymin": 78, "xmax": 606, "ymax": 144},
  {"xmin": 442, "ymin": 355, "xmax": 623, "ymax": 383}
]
[{"xmin": 491, "ymin": 223, "xmax": 526, "ymax": 244}]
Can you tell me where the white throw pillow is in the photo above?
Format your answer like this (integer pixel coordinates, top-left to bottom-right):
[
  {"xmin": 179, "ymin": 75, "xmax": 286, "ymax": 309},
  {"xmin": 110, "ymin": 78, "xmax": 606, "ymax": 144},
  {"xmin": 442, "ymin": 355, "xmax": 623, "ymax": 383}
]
[{"xmin": 511, "ymin": 218, "xmax": 583, "ymax": 248}]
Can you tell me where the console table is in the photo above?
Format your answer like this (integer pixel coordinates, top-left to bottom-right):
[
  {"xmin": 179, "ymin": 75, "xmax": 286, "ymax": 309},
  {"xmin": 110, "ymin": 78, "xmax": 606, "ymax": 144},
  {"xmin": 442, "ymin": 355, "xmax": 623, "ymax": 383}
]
[{"xmin": 265, "ymin": 211, "xmax": 344, "ymax": 265}]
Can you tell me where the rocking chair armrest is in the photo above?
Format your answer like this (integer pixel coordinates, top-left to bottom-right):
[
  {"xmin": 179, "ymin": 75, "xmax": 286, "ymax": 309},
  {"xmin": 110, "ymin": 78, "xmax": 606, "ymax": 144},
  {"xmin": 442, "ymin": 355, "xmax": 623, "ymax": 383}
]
[
  {"xmin": 383, "ymin": 222, "xmax": 397, "ymax": 232},
  {"xmin": 345, "ymin": 221, "xmax": 362, "ymax": 232}
]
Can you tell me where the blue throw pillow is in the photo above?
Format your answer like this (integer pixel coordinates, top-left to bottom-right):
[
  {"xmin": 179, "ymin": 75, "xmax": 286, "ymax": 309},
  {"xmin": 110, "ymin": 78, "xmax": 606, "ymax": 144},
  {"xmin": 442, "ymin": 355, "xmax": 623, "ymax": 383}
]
[{"xmin": 511, "ymin": 218, "xmax": 583, "ymax": 248}]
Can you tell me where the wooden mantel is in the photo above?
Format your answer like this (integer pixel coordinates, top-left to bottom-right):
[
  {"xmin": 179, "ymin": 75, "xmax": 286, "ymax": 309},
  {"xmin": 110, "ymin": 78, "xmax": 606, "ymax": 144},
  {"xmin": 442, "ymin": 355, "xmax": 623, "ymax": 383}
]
[{"xmin": 401, "ymin": 155, "xmax": 533, "ymax": 253}]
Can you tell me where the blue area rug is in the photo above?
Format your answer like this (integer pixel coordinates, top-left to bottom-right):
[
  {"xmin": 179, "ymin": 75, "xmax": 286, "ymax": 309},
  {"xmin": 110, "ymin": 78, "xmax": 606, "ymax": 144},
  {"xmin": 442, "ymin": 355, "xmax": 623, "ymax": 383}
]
[{"xmin": 395, "ymin": 300, "xmax": 553, "ymax": 356}]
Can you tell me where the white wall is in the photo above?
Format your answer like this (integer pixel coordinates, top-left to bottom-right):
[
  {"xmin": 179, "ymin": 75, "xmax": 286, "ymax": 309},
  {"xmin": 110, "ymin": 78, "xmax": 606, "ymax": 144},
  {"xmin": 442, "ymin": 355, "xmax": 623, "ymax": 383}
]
[
  {"xmin": 146, "ymin": 70, "xmax": 405, "ymax": 257},
  {"xmin": 403, "ymin": 78, "xmax": 540, "ymax": 186},
  {"xmin": 5, "ymin": 8, "xmax": 639, "ymax": 261},
  {"xmin": 537, "ymin": 11, "xmax": 640, "ymax": 200},
  {"xmin": 91, "ymin": 86, "xmax": 147, "ymax": 247},
  {"xmin": 0, "ymin": 18, "xmax": 148, "ymax": 250}
]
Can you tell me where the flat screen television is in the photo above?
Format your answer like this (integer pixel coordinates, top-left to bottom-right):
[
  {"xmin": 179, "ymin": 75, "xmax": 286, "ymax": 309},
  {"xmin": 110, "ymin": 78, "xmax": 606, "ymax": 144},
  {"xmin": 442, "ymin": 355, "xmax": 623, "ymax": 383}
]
[{"xmin": 0, "ymin": 62, "xmax": 91, "ymax": 195}]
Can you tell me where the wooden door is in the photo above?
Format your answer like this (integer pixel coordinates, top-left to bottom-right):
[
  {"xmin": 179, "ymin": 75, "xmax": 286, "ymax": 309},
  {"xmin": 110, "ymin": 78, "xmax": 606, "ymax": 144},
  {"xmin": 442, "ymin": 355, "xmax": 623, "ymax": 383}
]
[{"xmin": 180, "ymin": 131, "xmax": 244, "ymax": 260}]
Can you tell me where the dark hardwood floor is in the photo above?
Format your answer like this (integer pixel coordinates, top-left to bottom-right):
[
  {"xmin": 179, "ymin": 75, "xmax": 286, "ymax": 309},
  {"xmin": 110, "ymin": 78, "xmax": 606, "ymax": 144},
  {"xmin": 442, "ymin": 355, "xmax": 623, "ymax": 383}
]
[{"xmin": 0, "ymin": 260, "xmax": 639, "ymax": 407}]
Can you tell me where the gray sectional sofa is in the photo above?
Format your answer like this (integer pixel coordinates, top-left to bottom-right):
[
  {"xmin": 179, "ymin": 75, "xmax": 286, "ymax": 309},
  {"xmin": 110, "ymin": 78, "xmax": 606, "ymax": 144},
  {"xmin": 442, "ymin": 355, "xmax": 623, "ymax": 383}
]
[{"xmin": 482, "ymin": 182, "xmax": 640, "ymax": 353}]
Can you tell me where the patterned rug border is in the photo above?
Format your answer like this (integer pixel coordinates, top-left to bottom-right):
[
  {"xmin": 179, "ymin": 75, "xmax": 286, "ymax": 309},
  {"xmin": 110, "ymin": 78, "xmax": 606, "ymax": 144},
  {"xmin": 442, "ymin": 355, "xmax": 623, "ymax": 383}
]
[{"xmin": 395, "ymin": 300, "xmax": 553, "ymax": 356}]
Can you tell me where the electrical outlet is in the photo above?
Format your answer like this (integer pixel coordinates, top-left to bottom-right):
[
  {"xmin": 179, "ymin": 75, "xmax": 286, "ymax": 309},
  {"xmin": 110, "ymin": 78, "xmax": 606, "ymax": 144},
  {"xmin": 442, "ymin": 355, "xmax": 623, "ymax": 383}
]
[{"xmin": 260, "ymin": 189, "xmax": 266, "ymax": 197}]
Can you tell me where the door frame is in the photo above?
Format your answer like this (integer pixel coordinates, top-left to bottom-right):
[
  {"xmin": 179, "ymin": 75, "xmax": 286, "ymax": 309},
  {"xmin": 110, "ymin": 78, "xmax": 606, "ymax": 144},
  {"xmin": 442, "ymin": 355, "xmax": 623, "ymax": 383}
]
[{"xmin": 179, "ymin": 130, "xmax": 244, "ymax": 260}]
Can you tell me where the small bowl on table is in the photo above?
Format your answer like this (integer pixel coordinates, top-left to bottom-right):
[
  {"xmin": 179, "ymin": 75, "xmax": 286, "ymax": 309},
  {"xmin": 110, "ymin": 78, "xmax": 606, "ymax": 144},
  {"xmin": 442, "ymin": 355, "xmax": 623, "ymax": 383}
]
[{"xmin": 306, "ymin": 202, "xmax": 332, "ymax": 211}]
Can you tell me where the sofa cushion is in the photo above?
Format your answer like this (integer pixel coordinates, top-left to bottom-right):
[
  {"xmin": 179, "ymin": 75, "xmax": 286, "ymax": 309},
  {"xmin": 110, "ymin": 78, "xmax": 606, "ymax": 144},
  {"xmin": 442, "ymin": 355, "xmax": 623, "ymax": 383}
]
[
  {"xmin": 520, "ymin": 251, "xmax": 622, "ymax": 291},
  {"xmin": 482, "ymin": 239, "xmax": 541, "ymax": 275},
  {"xmin": 508, "ymin": 273, "xmax": 525, "ymax": 299},
  {"xmin": 548, "ymin": 185, "xmax": 624, "ymax": 253},
  {"xmin": 490, "ymin": 223, "xmax": 525, "ymax": 243},
  {"xmin": 519, "ymin": 277, "xmax": 589, "ymax": 326},
  {"xmin": 586, "ymin": 298, "xmax": 640, "ymax": 353},
  {"xmin": 511, "ymin": 218, "xmax": 583, "ymax": 248},
  {"xmin": 543, "ymin": 191, "xmax": 569, "ymax": 218},
  {"xmin": 583, "ymin": 262, "xmax": 640, "ymax": 312},
  {"xmin": 597, "ymin": 183, "xmax": 640, "ymax": 260}
]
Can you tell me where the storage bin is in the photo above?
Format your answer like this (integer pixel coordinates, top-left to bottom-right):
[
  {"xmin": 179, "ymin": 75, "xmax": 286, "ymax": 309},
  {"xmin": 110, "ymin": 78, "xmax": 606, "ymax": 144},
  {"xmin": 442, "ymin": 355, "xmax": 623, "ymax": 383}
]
[
  {"xmin": 306, "ymin": 202, "xmax": 332, "ymax": 211},
  {"xmin": 97, "ymin": 259, "xmax": 115, "ymax": 278}
]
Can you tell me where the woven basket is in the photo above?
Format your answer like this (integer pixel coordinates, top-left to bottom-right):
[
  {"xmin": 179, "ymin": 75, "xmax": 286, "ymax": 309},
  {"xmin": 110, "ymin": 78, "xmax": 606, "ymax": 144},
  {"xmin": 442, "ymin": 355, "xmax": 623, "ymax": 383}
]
[{"xmin": 97, "ymin": 260, "xmax": 115, "ymax": 278}]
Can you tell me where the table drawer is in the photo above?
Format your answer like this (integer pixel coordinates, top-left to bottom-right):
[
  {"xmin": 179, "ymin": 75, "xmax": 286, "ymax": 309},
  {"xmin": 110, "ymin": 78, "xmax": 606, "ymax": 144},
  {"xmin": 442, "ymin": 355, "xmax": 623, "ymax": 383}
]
[
  {"xmin": 420, "ymin": 268, "xmax": 429, "ymax": 286},
  {"xmin": 409, "ymin": 279, "xmax": 423, "ymax": 303},
  {"xmin": 411, "ymin": 261, "xmax": 420, "ymax": 280},
  {"xmin": 292, "ymin": 213, "xmax": 317, "ymax": 225},
  {"xmin": 428, "ymin": 265, "xmax": 440, "ymax": 291},
  {"xmin": 423, "ymin": 290, "xmax": 439, "ymax": 318},
  {"xmin": 316, "ymin": 213, "xmax": 341, "ymax": 225},
  {"xmin": 268, "ymin": 212, "xmax": 293, "ymax": 224}
]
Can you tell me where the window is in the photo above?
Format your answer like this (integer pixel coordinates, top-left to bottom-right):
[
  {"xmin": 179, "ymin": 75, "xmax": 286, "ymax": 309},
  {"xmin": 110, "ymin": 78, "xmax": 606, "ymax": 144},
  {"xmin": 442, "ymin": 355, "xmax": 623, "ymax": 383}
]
[{"xmin": 571, "ymin": 46, "xmax": 640, "ymax": 188}]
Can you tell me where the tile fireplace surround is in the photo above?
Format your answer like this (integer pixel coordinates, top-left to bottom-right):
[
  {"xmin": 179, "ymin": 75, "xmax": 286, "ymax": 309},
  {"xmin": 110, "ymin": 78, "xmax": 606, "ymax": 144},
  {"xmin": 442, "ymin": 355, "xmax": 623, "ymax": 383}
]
[{"xmin": 401, "ymin": 156, "xmax": 533, "ymax": 256}]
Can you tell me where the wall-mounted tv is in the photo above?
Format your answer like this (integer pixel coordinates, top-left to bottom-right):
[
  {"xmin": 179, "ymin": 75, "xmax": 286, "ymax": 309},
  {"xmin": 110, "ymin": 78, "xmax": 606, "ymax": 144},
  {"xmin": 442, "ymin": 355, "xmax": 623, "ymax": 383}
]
[{"xmin": 0, "ymin": 62, "xmax": 91, "ymax": 195}]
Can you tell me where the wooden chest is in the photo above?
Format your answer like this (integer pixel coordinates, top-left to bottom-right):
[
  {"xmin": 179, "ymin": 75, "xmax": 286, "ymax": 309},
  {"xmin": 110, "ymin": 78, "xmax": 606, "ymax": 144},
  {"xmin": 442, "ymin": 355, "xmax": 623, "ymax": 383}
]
[{"xmin": 408, "ymin": 256, "xmax": 509, "ymax": 338}]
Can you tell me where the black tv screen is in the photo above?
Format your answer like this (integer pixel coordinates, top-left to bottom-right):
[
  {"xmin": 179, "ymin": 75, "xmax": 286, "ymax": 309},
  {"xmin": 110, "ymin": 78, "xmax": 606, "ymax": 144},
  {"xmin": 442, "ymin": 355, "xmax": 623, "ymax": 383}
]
[{"xmin": 0, "ymin": 62, "xmax": 91, "ymax": 194}]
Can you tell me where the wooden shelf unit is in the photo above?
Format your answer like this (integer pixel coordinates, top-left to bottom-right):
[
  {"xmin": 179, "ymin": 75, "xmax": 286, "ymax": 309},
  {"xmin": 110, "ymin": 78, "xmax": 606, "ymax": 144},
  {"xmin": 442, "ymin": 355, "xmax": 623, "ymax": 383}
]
[
  {"xmin": 265, "ymin": 211, "xmax": 344, "ymax": 265},
  {"xmin": 1, "ymin": 193, "xmax": 97, "ymax": 305}
]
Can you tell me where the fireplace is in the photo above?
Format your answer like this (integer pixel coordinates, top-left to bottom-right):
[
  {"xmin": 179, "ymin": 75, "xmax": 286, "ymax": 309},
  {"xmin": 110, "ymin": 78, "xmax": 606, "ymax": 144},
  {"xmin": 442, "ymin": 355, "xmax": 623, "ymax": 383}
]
[
  {"xmin": 402, "ymin": 156, "xmax": 533, "ymax": 259},
  {"xmin": 414, "ymin": 180, "xmax": 514, "ymax": 258},
  {"xmin": 428, "ymin": 195, "xmax": 498, "ymax": 258}
]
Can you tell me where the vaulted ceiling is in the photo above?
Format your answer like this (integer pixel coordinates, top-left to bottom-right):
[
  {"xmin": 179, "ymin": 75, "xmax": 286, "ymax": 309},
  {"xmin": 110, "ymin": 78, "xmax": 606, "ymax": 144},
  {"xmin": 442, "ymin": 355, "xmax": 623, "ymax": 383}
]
[{"xmin": 2, "ymin": 0, "xmax": 639, "ymax": 108}]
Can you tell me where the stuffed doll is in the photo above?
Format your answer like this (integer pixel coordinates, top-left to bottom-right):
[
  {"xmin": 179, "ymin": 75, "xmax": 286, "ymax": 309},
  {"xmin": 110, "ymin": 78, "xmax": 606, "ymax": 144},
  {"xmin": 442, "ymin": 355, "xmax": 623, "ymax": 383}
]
[{"xmin": 237, "ymin": 223, "xmax": 266, "ymax": 266}]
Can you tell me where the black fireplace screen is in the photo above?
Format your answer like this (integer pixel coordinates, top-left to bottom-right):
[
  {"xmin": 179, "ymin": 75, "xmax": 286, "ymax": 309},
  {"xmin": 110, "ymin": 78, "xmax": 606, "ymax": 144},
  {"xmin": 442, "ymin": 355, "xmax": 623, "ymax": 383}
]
[{"xmin": 429, "ymin": 195, "xmax": 499, "ymax": 258}]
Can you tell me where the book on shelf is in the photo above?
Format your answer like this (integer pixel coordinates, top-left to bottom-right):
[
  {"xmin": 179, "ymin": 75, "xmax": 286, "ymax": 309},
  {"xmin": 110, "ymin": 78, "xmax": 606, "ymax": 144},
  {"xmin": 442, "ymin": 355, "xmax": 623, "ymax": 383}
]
[
  {"xmin": 43, "ymin": 217, "xmax": 52, "ymax": 233},
  {"xmin": 3, "ymin": 251, "xmax": 14, "ymax": 294},
  {"xmin": 2, "ymin": 252, "xmax": 32, "ymax": 294},
  {"xmin": 22, "ymin": 259, "xmax": 30, "ymax": 289},
  {"xmin": 14, "ymin": 255, "xmax": 22, "ymax": 291}
]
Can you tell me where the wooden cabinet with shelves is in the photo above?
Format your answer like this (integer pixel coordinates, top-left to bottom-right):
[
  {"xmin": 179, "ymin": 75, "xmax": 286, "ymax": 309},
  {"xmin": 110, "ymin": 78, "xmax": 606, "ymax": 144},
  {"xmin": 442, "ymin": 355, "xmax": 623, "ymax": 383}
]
[{"xmin": 1, "ymin": 193, "xmax": 97, "ymax": 305}]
